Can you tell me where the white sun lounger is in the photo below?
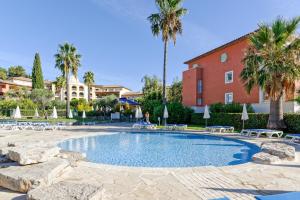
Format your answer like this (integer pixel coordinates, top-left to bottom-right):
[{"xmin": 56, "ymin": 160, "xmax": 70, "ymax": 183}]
[
  {"xmin": 241, "ymin": 129, "xmax": 283, "ymax": 138},
  {"xmin": 164, "ymin": 124, "xmax": 188, "ymax": 131},
  {"xmin": 132, "ymin": 122, "xmax": 157, "ymax": 130},
  {"xmin": 206, "ymin": 126, "xmax": 234, "ymax": 133}
]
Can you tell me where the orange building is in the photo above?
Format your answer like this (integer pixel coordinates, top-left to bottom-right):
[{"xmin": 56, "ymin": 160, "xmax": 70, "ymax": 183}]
[{"xmin": 182, "ymin": 32, "xmax": 300, "ymax": 113}]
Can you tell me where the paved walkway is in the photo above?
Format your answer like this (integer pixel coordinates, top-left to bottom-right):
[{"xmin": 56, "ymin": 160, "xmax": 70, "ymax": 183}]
[{"xmin": 0, "ymin": 124, "xmax": 299, "ymax": 200}]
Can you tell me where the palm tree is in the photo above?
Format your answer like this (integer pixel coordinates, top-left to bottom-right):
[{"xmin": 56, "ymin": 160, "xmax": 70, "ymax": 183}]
[
  {"xmin": 240, "ymin": 17, "xmax": 300, "ymax": 129},
  {"xmin": 55, "ymin": 75, "xmax": 66, "ymax": 101},
  {"xmin": 54, "ymin": 43, "xmax": 81, "ymax": 118},
  {"xmin": 148, "ymin": 0, "xmax": 187, "ymax": 124},
  {"xmin": 83, "ymin": 71, "xmax": 95, "ymax": 102}
]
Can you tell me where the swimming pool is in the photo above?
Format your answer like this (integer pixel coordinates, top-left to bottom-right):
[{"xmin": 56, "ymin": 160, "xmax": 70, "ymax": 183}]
[{"xmin": 58, "ymin": 132, "xmax": 260, "ymax": 168}]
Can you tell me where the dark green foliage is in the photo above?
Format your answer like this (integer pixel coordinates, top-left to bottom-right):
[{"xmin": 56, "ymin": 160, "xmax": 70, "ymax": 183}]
[
  {"xmin": 191, "ymin": 113, "xmax": 300, "ymax": 133},
  {"xmin": 284, "ymin": 114, "xmax": 300, "ymax": 133},
  {"xmin": 152, "ymin": 102, "xmax": 194, "ymax": 124},
  {"xmin": 93, "ymin": 95, "xmax": 118, "ymax": 113},
  {"xmin": 4, "ymin": 86, "xmax": 30, "ymax": 99},
  {"xmin": 141, "ymin": 75, "xmax": 162, "ymax": 96},
  {"xmin": 32, "ymin": 53, "xmax": 45, "ymax": 89},
  {"xmin": 49, "ymin": 100, "xmax": 66, "ymax": 109},
  {"xmin": 0, "ymin": 99, "xmax": 36, "ymax": 117},
  {"xmin": 30, "ymin": 89, "xmax": 54, "ymax": 114},
  {"xmin": 8, "ymin": 66, "xmax": 27, "ymax": 77},
  {"xmin": 167, "ymin": 79, "xmax": 182, "ymax": 103},
  {"xmin": 209, "ymin": 102, "xmax": 254, "ymax": 113},
  {"xmin": 0, "ymin": 67, "xmax": 7, "ymax": 80},
  {"xmin": 70, "ymin": 99, "xmax": 80, "ymax": 109}
]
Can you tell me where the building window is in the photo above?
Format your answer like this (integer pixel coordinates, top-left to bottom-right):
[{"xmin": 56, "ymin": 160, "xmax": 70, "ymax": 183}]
[
  {"xmin": 72, "ymin": 86, "xmax": 77, "ymax": 90},
  {"xmin": 225, "ymin": 71, "xmax": 233, "ymax": 84},
  {"xmin": 197, "ymin": 80, "xmax": 202, "ymax": 94},
  {"xmin": 220, "ymin": 53, "xmax": 228, "ymax": 63},
  {"xmin": 192, "ymin": 64, "xmax": 199, "ymax": 68},
  {"xmin": 197, "ymin": 98, "xmax": 202, "ymax": 105},
  {"xmin": 225, "ymin": 92, "xmax": 233, "ymax": 104}
]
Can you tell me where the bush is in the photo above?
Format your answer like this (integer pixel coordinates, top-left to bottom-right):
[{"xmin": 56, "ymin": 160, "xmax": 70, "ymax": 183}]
[
  {"xmin": 284, "ymin": 114, "xmax": 300, "ymax": 133},
  {"xmin": 0, "ymin": 99, "xmax": 37, "ymax": 117},
  {"xmin": 191, "ymin": 113, "xmax": 300, "ymax": 132},
  {"xmin": 152, "ymin": 102, "xmax": 194, "ymax": 124},
  {"xmin": 209, "ymin": 102, "xmax": 254, "ymax": 113},
  {"xmin": 49, "ymin": 100, "xmax": 66, "ymax": 109}
]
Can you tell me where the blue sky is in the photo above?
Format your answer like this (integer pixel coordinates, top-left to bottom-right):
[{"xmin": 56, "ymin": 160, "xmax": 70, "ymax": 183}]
[{"xmin": 0, "ymin": 0, "xmax": 299, "ymax": 91}]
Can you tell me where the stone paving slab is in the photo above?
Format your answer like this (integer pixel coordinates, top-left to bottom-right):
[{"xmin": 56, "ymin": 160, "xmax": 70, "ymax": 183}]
[
  {"xmin": 0, "ymin": 158, "xmax": 70, "ymax": 193},
  {"xmin": 7, "ymin": 145, "xmax": 60, "ymax": 165},
  {"xmin": 27, "ymin": 181, "xmax": 103, "ymax": 200}
]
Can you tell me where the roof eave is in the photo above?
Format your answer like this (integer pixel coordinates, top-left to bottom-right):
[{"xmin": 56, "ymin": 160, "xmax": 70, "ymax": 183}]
[{"xmin": 184, "ymin": 31, "xmax": 256, "ymax": 64}]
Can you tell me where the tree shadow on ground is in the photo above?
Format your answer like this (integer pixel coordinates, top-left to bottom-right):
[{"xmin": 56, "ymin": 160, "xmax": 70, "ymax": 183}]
[{"xmin": 205, "ymin": 187, "xmax": 295, "ymax": 196}]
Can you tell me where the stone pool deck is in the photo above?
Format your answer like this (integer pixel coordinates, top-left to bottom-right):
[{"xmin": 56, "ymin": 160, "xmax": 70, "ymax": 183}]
[{"xmin": 0, "ymin": 124, "xmax": 299, "ymax": 200}]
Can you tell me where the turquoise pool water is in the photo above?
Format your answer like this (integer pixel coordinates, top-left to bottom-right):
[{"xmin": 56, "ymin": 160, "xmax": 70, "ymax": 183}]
[{"xmin": 58, "ymin": 132, "xmax": 260, "ymax": 168}]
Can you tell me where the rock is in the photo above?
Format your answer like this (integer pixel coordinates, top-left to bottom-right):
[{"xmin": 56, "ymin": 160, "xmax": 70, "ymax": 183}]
[
  {"xmin": 0, "ymin": 158, "xmax": 70, "ymax": 192},
  {"xmin": 27, "ymin": 182, "xmax": 102, "ymax": 200},
  {"xmin": 252, "ymin": 152, "xmax": 280, "ymax": 164},
  {"xmin": 0, "ymin": 141, "xmax": 53, "ymax": 156},
  {"xmin": 7, "ymin": 146, "xmax": 60, "ymax": 165},
  {"xmin": 0, "ymin": 147, "xmax": 10, "ymax": 156},
  {"xmin": 261, "ymin": 142, "xmax": 295, "ymax": 161},
  {"xmin": 57, "ymin": 150, "xmax": 87, "ymax": 167}
]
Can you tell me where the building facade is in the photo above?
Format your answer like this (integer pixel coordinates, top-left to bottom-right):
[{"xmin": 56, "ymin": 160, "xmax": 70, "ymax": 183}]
[
  {"xmin": 0, "ymin": 75, "xmax": 141, "ymax": 101},
  {"xmin": 182, "ymin": 33, "xmax": 300, "ymax": 113}
]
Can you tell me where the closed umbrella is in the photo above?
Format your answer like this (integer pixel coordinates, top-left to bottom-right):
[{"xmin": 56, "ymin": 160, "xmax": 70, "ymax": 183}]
[
  {"xmin": 82, "ymin": 110, "xmax": 86, "ymax": 124},
  {"xmin": 138, "ymin": 106, "xmax": 143, "ymax": 119},
  {"xmin": 34, "ymin": 108, "xmax": 39, "ymax": 118},
  {"xmin": 163, "ymin": 105, "xmax": 168, "ymax": 126},
  {"xmin": 203, "ymin": 105, "xmax": 210, "ymax": 127},
  {"xmin": 135, "ymin": 107, "xmax": 139, "ymax": 121},
  {"xmin": 51, "ymin": 107, "xmax": 58, "ymax": 119},
  {"xmin": 14, "ymin": 106, "xmax": 21, "ymax": 119},
  {"xmin": 68, "ymin": 109, "xmax": 73, "ymax": 119},
  {"xmin": 241, "ymin": 104, "xmax": 249, "ymax": 129}
]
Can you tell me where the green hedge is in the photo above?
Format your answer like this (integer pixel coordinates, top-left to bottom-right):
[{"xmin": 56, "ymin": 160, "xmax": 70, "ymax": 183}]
[
  {"xmin": 191, "ymin": 113, "xmax": 300, "ymax": 133},
  {"xmin": 0, "ymin": 109, "xmax": 66, "ymax": 118}
]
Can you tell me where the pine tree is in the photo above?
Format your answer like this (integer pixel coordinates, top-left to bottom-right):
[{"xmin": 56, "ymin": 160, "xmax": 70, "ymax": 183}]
[{"xmin": 32, "ymin": 53, "xmax": 44, "ymax": 89}]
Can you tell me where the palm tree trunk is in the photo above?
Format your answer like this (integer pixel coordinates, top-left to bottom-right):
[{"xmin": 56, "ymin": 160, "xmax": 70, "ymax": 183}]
[
  {"xmin": 162, "ymin": 40, "xmax": 168, "ymax": 126},
  {"xmin": 88, "ymin": 85, "xmax": 90, "ymax": 102},
  {"xmin": 267, "ymin": 92, "xmax": 286, "ymax": 129},
  {"xmin": 60, "ymin": 88, "xmax": 64, "ymax": 101},
  {"xmin": 66, "ymin": 73, "xmax": 70, "ymax": 118}
]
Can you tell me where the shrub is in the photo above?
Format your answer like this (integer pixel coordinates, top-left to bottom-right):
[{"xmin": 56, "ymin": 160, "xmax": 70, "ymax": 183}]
[
  {"xmin": 209, "ymin": 102, "xmax": 254, "ymax": 113},
  {"xmin": 191, "ymin": 113, "xmax": 300, "ymax": 132},
  {"xmin": 152, "ymin": 102, "xmax": 194, "ymax": 124},
  {"xmin": 49, "ymin": 100, "xmax": 66, "ymax": 109}
]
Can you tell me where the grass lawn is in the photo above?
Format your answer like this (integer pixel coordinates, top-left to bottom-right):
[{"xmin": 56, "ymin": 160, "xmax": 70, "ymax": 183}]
[
  {"xmin": 186, "ymin": 125, "xmax": 206, "ymax": 131},
  {"xmin": 157, "ymin": 125, "xmax": 206, "ymax": 131},
  {"xmin": 15, "ymin": 118, "xmax": 77, "ymax": 123},
  {"xmin": 13, "ymin": 117, "xmax": 113, "ymax": 124}
]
